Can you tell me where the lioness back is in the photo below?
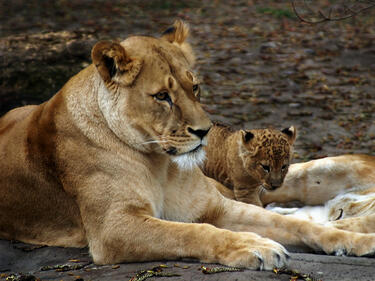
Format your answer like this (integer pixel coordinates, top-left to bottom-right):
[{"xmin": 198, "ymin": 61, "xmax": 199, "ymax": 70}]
[
  {"xmin": 0, "ymin": 96, "xmax": 86, "ymax": 247},
  {"xmin": 202, "ymin": 123, "xmax": 296, "ymax": 206}
]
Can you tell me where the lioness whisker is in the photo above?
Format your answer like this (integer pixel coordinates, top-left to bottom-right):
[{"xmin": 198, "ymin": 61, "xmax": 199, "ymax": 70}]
[{"xmin": 138, "ymin": 140, "xmax": 168, "ymax": 145}]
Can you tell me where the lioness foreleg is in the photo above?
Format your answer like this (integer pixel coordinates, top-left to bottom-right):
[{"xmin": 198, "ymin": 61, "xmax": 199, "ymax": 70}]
[
  {"xmin": 329, "ymin": 214, "xmax": 375, "ymax": 234},
  {"xmin": 87, "ymin": 211, "xmax": 288, "ymax": 270},
  {"xmin": 212, "ymin": 198, "xmax": 375, "ymax": 257},
  {"xmin": 78, "ymin": 173, "xmax": 289, "ymax": 270}
]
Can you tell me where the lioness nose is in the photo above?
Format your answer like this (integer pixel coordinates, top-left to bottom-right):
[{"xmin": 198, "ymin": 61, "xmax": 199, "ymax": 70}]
[{"xmin": 188, "ymin": 127, "xmax": 211, "ymax": 139}]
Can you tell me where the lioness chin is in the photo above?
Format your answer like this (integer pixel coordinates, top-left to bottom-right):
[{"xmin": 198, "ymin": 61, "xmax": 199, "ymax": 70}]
[{"xmin": 1, "ymin": 21, "xmax": 375, "ymax": 270}]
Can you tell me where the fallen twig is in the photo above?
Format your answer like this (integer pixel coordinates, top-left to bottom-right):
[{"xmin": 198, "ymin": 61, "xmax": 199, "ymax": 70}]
[
  {"xmin": 129, "ymin": 265, "xmax": 180, "ymax": 281},
  {"xmin": 40, "ymin": 262, "xmax": 90, "ymax": 272},
  {"xmin": 200, "ymin": 265, "xmax": 243, "ymax": 274},
  {"xmin": 292, "ymin": 0, "xmax": 375, "ymax": 23},
  {"xmin": 4, "ymin": 273, "xmax": 40, "ymax": 281},
  {"xmin": 273, "ymin": 267, "xmax": 322, "ymax": 281}
]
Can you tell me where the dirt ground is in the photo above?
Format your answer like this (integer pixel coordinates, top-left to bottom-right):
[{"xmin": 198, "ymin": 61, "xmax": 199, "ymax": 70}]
[
  {"xmin": 1, "ymin": 0, "xmax": 374, "ymax": 160},
  {"xmin": 1, "ymin": 1, "xmax": 375, "ymax": 280}
]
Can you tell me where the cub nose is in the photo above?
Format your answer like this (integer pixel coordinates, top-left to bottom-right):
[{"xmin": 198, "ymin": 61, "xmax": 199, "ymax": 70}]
[
  {"xmin": 188, "ymin": 126, "xmax": 211, "ymax": 139},
  {"xmin": 270, "ymin": 182, "xmax": 282, "ymax": 190}
]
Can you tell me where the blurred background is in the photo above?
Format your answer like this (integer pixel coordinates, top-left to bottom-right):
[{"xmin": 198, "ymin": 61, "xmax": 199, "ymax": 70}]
[{"xmin": 1, "ymin": 0, "xmax": 374, "ymax": 161}]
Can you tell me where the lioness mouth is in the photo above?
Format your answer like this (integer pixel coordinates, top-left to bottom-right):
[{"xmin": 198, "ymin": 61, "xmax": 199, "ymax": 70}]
[
  {"xmin": 166, "ymin": 147, "xmax": 178, "ymax": 155},
  {"xmin": 190, "ymin": 144, "xmax": 202, "ymax": 153},
  {"xmin": 166, "ymin": 144, "xmax": 202, "ymax": 156}
]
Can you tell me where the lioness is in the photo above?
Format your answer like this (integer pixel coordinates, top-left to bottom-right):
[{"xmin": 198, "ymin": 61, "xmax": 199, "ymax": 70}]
[
  {"xmin": 203, "ymin": 123, "xmax": 296, "ymax": 206},
  {"xmin": 262, "ymin": 154, "xmax": 375, "ymax": 233},
  {"xmin": 1, "ymin": 21, "xmax": 375, "ymax": 270}
]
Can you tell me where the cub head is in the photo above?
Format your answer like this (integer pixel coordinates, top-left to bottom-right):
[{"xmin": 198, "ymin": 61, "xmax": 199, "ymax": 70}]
[
  {"xmin": 91, "ymin": 20, "xmax": 212, "ymax": 169},
  {"xmin": 238, "ymin": 126, "xmax": 296, "ymax": 192}
]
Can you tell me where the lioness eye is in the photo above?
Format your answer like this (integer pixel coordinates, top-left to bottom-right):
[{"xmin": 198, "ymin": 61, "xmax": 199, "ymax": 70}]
[
  {"xmin": 193, "ymin": 84, "xmax": 199, "ymax": 92},
  {"xmin": 261, "ymin": 164, "xmax": 270, "ymax": 173},
  {"xmin": 152, "ymin": 91, "xmax": 173, "ymax": 107},
  {"xmin": 154, "ymin": 91, "xmax": 170, "ymax": 101}
]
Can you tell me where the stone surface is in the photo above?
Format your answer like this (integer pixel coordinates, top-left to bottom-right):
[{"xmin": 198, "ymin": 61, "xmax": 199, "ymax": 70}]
[{"xmin": 1, "ymin": 240, "xmax": 375, "ymax": 281}]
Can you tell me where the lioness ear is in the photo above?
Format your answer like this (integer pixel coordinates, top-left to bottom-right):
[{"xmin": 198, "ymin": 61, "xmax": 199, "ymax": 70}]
[
  {"xmin": 161, "ymin": 20, "xmax": 195, "ymax": 66},
  {"xmin": 91, "ymin": 41, "xmax": 142, "ymax": 86},
  {"xmin": 162, "ymin": 19, "xmax": 189, "ymax": 44},
  {"xmin": 281, "ymin": 126, "xmax": 297, "ymax": 144}
]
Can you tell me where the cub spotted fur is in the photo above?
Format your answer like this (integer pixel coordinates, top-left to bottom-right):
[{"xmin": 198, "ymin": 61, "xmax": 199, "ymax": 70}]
[
  {"xmin": 203, "ymin": 124, "xmax": 296, "ymax": 206},
  {"xmin": 262, "ymin": 154, "xmax": 375, "ymax": 233},
  {"xmin": 1, "ymin": 21, "xmax": 375, "ymax": 269}
]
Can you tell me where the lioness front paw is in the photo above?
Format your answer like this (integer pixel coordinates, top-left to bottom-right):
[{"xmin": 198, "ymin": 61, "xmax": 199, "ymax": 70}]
[
  {"xmin": 347, "ymin": 233, "xmax": 375, "ymax": 256},
  {"xmin": 217, "ymin": 233, "xmax": 290, "ymax": 270},
  {"xmin": 320, "ymin": 230, "xmax": 375, "ymax": 257}
]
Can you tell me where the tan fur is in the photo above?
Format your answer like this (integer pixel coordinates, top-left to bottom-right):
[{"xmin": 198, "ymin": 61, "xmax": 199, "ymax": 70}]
[
  {"xmin": 1, "ymin": 21, "xmax": 375, "ymax": 269},
  {"xmin": 262, "ymin": 155, "xmax": 375, "ymax": 233},
  {"xmin": 203, "ymin": 124, "xmax": 296, "ymax": 206}
]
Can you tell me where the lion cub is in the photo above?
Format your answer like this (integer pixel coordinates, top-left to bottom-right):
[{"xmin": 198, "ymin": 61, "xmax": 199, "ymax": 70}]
[{"xmin": 203, "ymin": 123, "xmax": 296, "ymax": 206}]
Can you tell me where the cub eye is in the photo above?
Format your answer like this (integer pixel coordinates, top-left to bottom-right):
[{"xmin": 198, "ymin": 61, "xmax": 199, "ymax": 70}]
[
  {"xmin": 281, "ymin": 164, "xmax": 287, "ymax": 170},
  {"xmin": 153, "ymin": 91, "xmax": 170, "ymax": 101},
  {"xmin": 261, "ymin": 164, "xmax": 270, "ymax": 173}
]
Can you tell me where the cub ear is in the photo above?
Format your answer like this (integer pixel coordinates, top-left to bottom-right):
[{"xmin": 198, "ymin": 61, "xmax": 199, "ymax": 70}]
[
  {"xmin": 91, "ymin": 41, "xmax": 142, "ymax": 86},
  {"xmin": 281, "ymin": 126, "xmax": 297, "ymax": 144},
  {"xmin": 241, "ymin": 130, "xmax": 255, "ymax": 143},
  {"xmin": 161, "ymin": 20, "xmax": 195, "ymax": 66},
  {"xmin": 239, "ymin": 130, "xmax": 258, "ymax": 158}
]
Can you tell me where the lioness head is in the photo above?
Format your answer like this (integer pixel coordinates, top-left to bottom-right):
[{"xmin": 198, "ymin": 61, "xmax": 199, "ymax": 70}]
[
  {"xmin": 91, "ymin": 20, "xmax": 212, "ymax": 169},
  {"xmin": 238, "ymin": 127, "xmax": 296, "ymax": 192}
]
